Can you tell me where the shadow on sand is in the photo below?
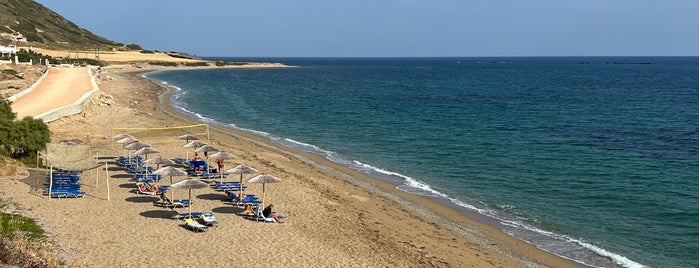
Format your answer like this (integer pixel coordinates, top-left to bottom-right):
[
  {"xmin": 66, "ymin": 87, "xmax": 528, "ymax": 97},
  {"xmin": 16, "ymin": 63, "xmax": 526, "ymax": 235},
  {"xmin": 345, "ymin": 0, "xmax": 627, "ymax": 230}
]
[
  {"xmin": 196, "ymin": 193, "xmax": 228, "ymax": 201},
  {"xmin": 140, "ymin": 210, "xmax": 178, "ymax": 220},
  {"xmin": 212, "ymin": 206, "xmax": 244, "ymax": 214},
  {"xmin": 125, "ymin": 196, "xmax": 160, "ymax": 203},
  {"xmin": 119, "ymin": 182, "xmax": 137, "ymax": 189}
]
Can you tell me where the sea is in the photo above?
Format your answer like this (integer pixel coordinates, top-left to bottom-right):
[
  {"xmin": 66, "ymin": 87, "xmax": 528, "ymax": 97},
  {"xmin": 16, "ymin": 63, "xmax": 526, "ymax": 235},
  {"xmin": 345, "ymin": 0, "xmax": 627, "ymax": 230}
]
[{"xmin": 147, "ymin": 57, "xmax": 699, "ymax": 268}]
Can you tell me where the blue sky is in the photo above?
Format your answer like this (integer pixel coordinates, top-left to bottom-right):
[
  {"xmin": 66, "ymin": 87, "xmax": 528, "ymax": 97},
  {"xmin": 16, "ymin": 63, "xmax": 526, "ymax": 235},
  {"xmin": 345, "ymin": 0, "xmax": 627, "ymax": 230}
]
[{"xmin": 35, "ymin": 0, "xmax": 699, "ymax": 57}]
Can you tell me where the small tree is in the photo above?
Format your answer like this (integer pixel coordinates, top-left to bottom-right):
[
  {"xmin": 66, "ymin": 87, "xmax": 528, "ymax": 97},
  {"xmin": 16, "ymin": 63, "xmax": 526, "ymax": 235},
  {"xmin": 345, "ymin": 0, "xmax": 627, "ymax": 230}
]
[{"xmin": 0, "ymin": 100, "xmax": 51, "ymax": 165}]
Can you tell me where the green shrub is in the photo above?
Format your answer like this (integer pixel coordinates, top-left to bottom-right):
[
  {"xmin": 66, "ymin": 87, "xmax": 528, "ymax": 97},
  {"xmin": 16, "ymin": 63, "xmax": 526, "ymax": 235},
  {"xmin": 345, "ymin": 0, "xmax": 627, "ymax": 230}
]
[
  {"xmin": 2, "ymin": 69, "xmax": 18, "ymax": 75},
  {"xmin": 140, "ymin": 50, "xmax": 154, "ymax": 54},
  {"xmin": 148, "ymin": 61, "xmax": 178, "ymax": 67},
  {"xmin": 0, "ymin": 99, "xmax": 50, "ymax": 165},
  {"xmin": 126, "ymin": 43, "xmax": 143, "ymax": 50},
  {"xmin": 0, "ymin": 213, "xmax": 44, "ymax": 240},
  {"xmin": 184, "ymin": 62, "xmax": 209, "ymax": 67},
  {"xmin": 215, "ymin": 61, "xmax": 248, "ymax": 66}
]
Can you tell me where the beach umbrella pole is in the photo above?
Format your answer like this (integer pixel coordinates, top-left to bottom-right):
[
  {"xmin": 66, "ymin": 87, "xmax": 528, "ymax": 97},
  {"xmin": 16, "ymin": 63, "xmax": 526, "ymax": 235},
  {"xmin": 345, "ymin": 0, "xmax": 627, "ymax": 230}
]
[
  {"xmin": 188, "ymin": 188, "xmax": 193, "ymax": 217},
  {"xmin": 49, "ymin": 166, "xmax": 53, "ymax": 200},
  {"xmin": 239, "ymin": 174, "xmax": 243, "ymax": 202},
  {"xmin": 106, "ymin": 163, "xmax": 110, "ymax": 201}
]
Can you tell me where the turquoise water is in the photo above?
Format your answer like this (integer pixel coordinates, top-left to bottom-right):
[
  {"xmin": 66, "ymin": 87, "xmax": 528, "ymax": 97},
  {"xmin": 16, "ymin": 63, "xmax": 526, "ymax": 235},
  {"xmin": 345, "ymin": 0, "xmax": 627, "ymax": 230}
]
[{"xmin": 148, "ymin": 57, "xmax": 699, "ymax": 268}]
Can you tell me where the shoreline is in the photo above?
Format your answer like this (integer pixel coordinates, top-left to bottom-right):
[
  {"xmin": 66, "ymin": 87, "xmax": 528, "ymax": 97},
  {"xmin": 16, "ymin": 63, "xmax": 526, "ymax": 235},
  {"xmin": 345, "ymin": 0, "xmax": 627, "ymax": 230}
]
[
  {"xmin": 146, "ymin": 67, "xmax": 582, "ymax": 267},
  {"xmin": 0, "ymin": 64, "xmax": 581, "ymax": 267}
]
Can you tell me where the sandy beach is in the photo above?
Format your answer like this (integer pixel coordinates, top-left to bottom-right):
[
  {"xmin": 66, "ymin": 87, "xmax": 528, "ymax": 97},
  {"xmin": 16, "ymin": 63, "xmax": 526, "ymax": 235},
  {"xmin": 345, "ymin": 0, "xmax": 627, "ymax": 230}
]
[{"xmin": 0, "ymin": 64, "xmax": 581, "ymax": 267}]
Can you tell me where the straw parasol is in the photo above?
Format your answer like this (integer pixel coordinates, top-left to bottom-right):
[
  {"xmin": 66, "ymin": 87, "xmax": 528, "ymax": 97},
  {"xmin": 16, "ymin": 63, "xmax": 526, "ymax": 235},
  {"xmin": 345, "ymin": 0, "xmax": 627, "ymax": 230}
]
[
  {"xmin": 144, "ymin": 155, "xmax": 176, "ymax": 169},
  {"xmin": 209, "ymin": 151, "xmax": 237, "ymax": 182},
  {"xmin": 170, "ymin": 179, "xmax": 209, "ymax": 217},
  {"xmin": 246, "ymin": 174, "xmax": 282, "ymax": 208},
  {"xmin": 113, "ymin": 133, "xmax": 135, "ymax": 140},
  {"xmin": 124, "ymin": 141, "xmax": 149, "ymax": 151},
  {"xmin": 194, "ymin": 144, "xmax": 219, "ymax": 155},
  {"xmin": 115, "ymin": 137, "xmax": 138, "ymax": 159},
  {"xmin": 195, "ymin": 145, "xmax": 220, "ymax": 170},
  {"xmin": 226, "ymin": 164, "xmax": 258, "ymax": 200},
  {"xmin": 153, "ymin": 166, "xmax": 188, "ymax": 201},
  {"xmin": 131, "ymin": 147, "xmax": 159, "ymax": 160},
  {"xmin": 183, "ymin": 140, "xmax": 207, "ymax": 160},
  {"xmin": 176, "ymin": 134, "xmax": 199, "ymax": 144}
]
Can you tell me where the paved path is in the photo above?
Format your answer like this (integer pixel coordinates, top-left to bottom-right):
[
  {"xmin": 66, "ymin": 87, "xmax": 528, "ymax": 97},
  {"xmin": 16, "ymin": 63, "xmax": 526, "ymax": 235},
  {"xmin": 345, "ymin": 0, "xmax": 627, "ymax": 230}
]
[{"xmin": 11, "ymin": 67, "xmax": 94, "ymax": 119}]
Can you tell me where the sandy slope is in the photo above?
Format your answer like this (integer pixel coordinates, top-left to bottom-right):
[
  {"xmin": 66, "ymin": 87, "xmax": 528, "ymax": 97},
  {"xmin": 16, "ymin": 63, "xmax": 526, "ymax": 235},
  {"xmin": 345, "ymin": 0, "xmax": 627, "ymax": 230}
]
[{"xmin": 10, "ymin": 67, "xmax": 93, "ymax": 119}]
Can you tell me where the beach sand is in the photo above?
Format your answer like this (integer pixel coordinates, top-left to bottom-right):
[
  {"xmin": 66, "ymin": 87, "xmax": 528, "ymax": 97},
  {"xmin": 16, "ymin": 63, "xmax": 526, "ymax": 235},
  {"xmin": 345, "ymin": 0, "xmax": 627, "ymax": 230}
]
[{"xmin": 0, "ymin": 65, "xmax": 581, "ymax": 267}]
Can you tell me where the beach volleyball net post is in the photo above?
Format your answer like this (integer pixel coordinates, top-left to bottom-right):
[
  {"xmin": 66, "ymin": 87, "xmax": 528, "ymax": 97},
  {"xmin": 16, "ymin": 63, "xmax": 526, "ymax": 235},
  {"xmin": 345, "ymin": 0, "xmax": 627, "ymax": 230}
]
[{"xmin": 111, "ymin": 123, "xmax": 210, "ymax": 152}]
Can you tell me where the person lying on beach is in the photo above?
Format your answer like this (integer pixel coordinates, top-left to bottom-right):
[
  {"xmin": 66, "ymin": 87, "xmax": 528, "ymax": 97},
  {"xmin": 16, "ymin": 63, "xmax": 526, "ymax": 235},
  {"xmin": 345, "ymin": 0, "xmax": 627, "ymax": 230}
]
[
  {"xmin": 263, "ymin": 204, "xmax": 284, "ymax": 223},
  {"xmin": 147, "ymin": 183, "xmax": 158, "ymax": 192}
]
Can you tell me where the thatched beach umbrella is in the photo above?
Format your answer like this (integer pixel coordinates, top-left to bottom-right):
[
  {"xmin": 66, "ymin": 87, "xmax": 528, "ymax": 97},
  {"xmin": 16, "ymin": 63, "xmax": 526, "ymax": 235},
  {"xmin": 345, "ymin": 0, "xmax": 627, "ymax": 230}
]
[
  {"xmin": 170, "ymin": 179, "xmax": 209, "ymax": 217},
  {"xmin": 176, "ymin": 134, "xmax": 199, "ymax": 144},
  {"xmin": 195, "ymin": 145, "xmax": 219, "ymax": 170},
  {"xmin": 153, "ymin": 166, "xmax": 188, "ymax": 201},
  {"xmin": 183, "ymin": 140, "xmax": 207, "ymax": 160},
  {"xmin": 113, "ymin": 133, "xmax": 135, "ymax": 140},
  {"xmin": 246, "ymin": 174, "xmax": 282, "ymax": 208},
  {"xmin": 116, "ymin": 137, "xmax": 138, "ymax": 159},
  {"xmin": 124, "ymin": 141, "xmax": 149, "ymax": 151},
  {"xmin": 194, "ymin": 144, "xmax": 219, "ymax": 155},
  {"xmin": 209, "ymin": 151, "xmax": 236, "ymax": 182},
  {"xmin": 226, "ymin": 164, "xmax": 258, "ymax": 200},
  {"xmin": 132, "ymin": 147, "xmax": 159, "ymax": 160},
  {"xmin": 144, "ymin": 155, "xmax": 176, "ymax": 169}
]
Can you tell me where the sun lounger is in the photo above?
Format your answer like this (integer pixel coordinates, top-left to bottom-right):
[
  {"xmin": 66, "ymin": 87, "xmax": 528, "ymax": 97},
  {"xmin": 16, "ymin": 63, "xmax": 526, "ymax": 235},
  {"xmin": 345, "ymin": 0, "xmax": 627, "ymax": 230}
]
[
  {"xmin": 133, "ymin": 182, "xmax": 159, "ymax": 196},
  {"xmin": 128, "ymin": 166, "xmax": 154, "ymax": 174},
  {"xmin": 183, "ymin": 218, "xmax": 208, "ymax": 232},
  {"xmin": 134, "ymin": 173, "xmax": 162, "ymax": 182},
  {"xmin": 174, "ymin": 212, "xmax": 217, "ymax": 226},
  {"xmin": 174, "ymin": 212, "xmax": 203, "ymax": 220},
  {"xmin": 237, "ymin": 194, "xmax": 261, "ymax": 205},
  {"xmin": 245, "ymin": 206, "xmax": 283, "ymax": 223},
  {"xmin": 199, "ymin": 212, "xmax": 218, "ymax": 226},
  {"xmin": 160, "ymin": 193, "xmax": 191, "ymax": 208},
  {"xmin": 43, "ymin": 189, "xmax": 85, "ymax": 198},
  {"xmin": 200, "ymin": 172, "xmax": 229, "ymax": 179}
]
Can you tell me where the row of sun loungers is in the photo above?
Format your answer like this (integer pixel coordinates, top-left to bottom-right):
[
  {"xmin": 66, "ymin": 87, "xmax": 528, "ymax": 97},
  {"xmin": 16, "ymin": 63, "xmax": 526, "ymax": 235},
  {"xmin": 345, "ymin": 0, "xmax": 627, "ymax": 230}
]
[
  {"xmin": 117, "ymin": 156, "xmax": 143, "ymax": 167},
  {"xmin": 134, "ymin": 173, "xmax": 162, "ymax": 182},
  {"xmin": 212, "ymin": 181, "xmax": 247, "ymax": 191},
  {"xmin": 43, "ymin": 172, "xmax": 85, "ymax": 198}
]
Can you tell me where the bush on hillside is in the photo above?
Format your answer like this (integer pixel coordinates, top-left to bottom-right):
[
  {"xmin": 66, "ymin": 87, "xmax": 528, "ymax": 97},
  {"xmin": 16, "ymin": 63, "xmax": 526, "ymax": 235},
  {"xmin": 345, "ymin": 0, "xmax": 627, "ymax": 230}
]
[
  {"xmin": 148, "ymin": 61, "xmax": 178, "ymax": 67},
  {"xmin": 215, "ymin": 61, "xmax": 248, "ymax": 66},
  {"xmin": 184, "ymin": 62, "xmax": 209, "ymax": 67},
  {"xmin": 126, "ymin": 44, "xmax": 143, "ymax": 50}
]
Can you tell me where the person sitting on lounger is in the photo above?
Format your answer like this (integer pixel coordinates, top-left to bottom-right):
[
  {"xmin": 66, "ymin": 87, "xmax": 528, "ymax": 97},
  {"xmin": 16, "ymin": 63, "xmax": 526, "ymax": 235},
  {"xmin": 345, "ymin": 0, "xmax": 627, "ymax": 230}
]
[
  {"xmin": 263, "ymin": 204, "xmax": 284, "ymax": 223},
  {"xmin": 242, "ymin": 204, "xmax": 257, "ymax": 216},
  {"xmin": 193, "ymin": 152, "xmax": 201, "ymax": 160}
]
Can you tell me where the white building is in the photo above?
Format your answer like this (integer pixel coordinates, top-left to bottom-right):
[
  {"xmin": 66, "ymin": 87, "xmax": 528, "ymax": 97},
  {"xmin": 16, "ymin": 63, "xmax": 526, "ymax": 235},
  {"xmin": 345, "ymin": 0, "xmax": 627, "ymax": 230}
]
[{"xmin": 0, "ymin": 44, "xmax": 17, "ymax": 57}]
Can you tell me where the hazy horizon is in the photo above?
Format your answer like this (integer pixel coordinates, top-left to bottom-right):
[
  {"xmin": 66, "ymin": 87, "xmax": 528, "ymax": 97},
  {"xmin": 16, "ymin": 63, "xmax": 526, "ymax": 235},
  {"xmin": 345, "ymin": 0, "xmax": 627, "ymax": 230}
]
[{"xmin": 35, "ymin": 0, "xmax": 699, "ymax": 57}]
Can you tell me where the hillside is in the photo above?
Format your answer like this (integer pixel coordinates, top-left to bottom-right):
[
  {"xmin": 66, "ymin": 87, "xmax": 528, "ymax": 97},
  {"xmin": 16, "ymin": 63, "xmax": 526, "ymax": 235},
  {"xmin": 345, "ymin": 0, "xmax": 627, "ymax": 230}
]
[{"xmin": 0, "ymin": 0, "xmax": 118, "ymax": 50}]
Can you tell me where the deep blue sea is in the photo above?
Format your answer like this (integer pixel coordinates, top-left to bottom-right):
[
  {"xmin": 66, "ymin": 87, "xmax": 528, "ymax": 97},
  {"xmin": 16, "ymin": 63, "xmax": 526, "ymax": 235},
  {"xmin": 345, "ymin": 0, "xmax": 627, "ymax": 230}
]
[{"xmin": 148, "ymin": 57, "xmax": 699, "ymax": 268}]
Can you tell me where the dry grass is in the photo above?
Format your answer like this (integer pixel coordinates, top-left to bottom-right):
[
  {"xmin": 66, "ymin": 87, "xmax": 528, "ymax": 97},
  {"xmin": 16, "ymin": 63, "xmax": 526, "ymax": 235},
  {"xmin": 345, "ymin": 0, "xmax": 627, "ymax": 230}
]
[
  {"xmin": 0, "ymin": 231, "xmax": 62, "ymax": 267},
  {"xmin": 0, "ymin": 180, "xmax": 63, "ymax": 267}
]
